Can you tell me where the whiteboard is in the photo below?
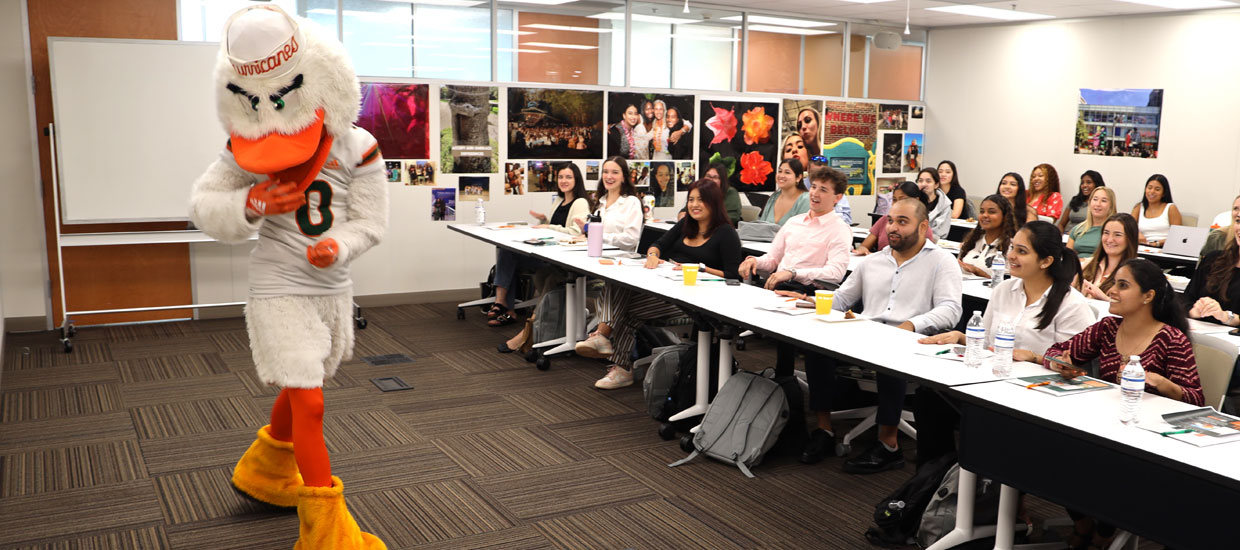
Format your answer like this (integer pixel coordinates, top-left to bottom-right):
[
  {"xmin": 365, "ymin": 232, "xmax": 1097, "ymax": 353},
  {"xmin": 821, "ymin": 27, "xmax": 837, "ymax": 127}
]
[{"xmin": 50, "ymin": 38, "xmax": 226, "ymax": 224}]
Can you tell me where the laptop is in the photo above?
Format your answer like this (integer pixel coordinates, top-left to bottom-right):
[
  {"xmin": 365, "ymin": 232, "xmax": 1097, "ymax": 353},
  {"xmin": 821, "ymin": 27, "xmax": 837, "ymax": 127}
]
[{"xmin": 1161, "ymin": 225, "xmax": 1210, "ymax": 257}]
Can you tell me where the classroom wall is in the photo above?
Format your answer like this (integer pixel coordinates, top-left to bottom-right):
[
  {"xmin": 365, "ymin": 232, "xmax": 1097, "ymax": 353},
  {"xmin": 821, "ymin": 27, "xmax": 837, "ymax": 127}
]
[
  {"xmin": 924, "ymin": 10, "xmax": 1240, "ymax": 223},
  {"xmin": 0, "ymin": 0, "xmax": 47, "ymax": 325}
]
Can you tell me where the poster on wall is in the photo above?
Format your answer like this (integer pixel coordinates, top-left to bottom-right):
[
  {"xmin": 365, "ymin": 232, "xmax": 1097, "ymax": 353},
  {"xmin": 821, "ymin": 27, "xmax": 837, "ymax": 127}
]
[
  {"xmin": 880, "ymin": 133, "xmax": 903, "ymax": 175},
  {"xmin": 911, "ymin": 106, "xmax": 924, "ymax": 119},
  {"xmin": 358, "ymin": 83, "xmax": 429, "ymax": 160},
  {"xmin": 699, "ymin": 99, "xmax": 779, "ymax": 192},
  {"xmin": 586, "ymin": 160, "xmax": 600, "ymax": 181},
  {"xmin": 606, "ymin": 92, "xmax": 696, "ymax": 160},
  {"xmin": 1075, "ymin": 88, "xmax": 1162, "ymax": 158},
  {"xmin": 385, "ymin": 161, "xmax": 404, "ymax": 183},
  {"xmin": 877, "ymin": 177, "xmax": 903, "ymax": 196},
  {"xmin": 507, "ymin": 88, "xmax": 604, "ymax": 159},
  {"xmin": 527, "ymin": 160, "xmax": 557, "ymax": 192},
  {"xmin": 404, "ymin": 160, "xmax": 436, "ymax": 186},
  {"xmin": 440, "ymin": 85, "xmax": 499, "ymax": 173},
  {"xmin": 824, "ymin": 101, "xmax": 878, "ymax": 151},
  {"xmin": 781, "ymin": 99, "xmax": 823, "ymax": 163},
  {"xmin": 903, "ymin": 134, "xmax": 924, "ymax": 172},
  {"xmin": 878, "ymin": 104, "xmax": 909, "ymax": 131},
  {"xmin": 431, "ymin": 188, "xmax": 456, "ymax": 221},
  {"xmin": 676, "ymin": 161, "xmax": 696, "ymax": 188},
  {"xmin": 504, "ymin": 162, "xmax": 525, "ymax": 195},
  {"xmin": 647, "ymin": 161, "xmax": 676, "ymax": 207},
  {"xmin": 629, "ymin": 161, "xmax": 651, "ymax": 187},
  {"xmin": 459, "ymin": 176, "xmax": 490, "ymax": 202}
]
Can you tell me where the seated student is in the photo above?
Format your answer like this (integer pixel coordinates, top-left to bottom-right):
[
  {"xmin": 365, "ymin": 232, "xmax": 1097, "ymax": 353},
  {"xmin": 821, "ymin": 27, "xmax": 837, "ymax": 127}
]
[
  {"xmin": 1201, "ymin": 195, "xmax": 1239, "ymax": 257},
  {"xmin": 854, "ymin": 181, "xmax": 936, "ymax": 255},
  {"xmin": 808, "ymin": 156, "xmax": 853, "ymax": 225},
  {"xmin": 793, "ymin": 198, "xmax": 962, "ymax": 472},
  {"xmin": 577, "ymin": 179, "xmax": 742, "ymax": 390},
  {"xmin": 757, "ymin": 158, "xmax": 810, "ymax": 226},
  {"xmin": 679, "ymin": 162, "xmax": 741, "ymax": 225},
  {"xmin": 1057, "ymin": 170, "xmax": 1105, "ymax": 233},
  {"xmin": 1066, "ymin": 186, "xmax": 1117, "ymax": 260},
  {"xmin": 487, "ymin": 162, "xmax": 592, "ymax": 327},
  {"xmin": 575, "ymin": 156, "xmax": 644, "ymax": 252},
  {"xmin": 937, "ymin": 160, "xmax": 972, "ymax": 219},
  {"xmin": 1185, "ymin": 209, "xmax": 1240, "ymax": 327},
  {"xmin": 957, "ymin": 194, "xmax": 1017, "ymax": 278},
  {"xmin": 917, "ymin": 221, "xmax": 1096, "ymax": 464},
  {"xmin": 1132, "ymin": 174, "xmax": 1182, "ymax": 247},
  {"xmin": 918, "ymin": 168, "xmax": 952, "ymax": 240},
  {"xmin": 1077, "ymin": 213, "xmax": 1139, "ymax": 301},
  {"xmin": 1026, "ymin": 163, "xmax": 1064, "ymax": 220},
  {"xmin": 996, "ymin": 172, "xmax": 1037, "ymax": 224},
  {"xmin": 739, "ymin": 165, "xmax": 851, "ymax": 293}
]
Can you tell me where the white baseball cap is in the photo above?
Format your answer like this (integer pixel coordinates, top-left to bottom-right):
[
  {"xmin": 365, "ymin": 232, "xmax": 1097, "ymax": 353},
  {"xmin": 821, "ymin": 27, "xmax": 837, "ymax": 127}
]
[{"xmin": 223, "ymin": 5, "xmax": 303, "ymax": 79}]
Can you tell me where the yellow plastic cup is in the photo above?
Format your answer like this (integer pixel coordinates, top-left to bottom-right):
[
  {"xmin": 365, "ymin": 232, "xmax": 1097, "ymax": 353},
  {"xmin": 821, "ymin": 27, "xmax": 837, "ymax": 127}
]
[
  {"xmin": 682, "ymin": 264, "xmax": 700, "ymax": 286},
  {"xmin": 815, "ymin": 290, "xmax": 834, "ymax": 315}
]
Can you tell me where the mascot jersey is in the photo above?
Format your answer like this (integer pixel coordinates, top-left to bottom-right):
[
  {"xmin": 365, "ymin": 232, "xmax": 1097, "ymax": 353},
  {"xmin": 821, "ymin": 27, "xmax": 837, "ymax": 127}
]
[{"xmin": 219, "ymin": 127, "xmax": 381, "ymax": 298}]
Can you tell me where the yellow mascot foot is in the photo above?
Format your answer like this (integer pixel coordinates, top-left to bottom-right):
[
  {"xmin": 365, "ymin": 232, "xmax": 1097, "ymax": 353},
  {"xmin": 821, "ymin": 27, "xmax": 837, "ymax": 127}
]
[
  {"xmin": 231, "ymin": 425, "xmax": 303, "ymax": 508},
  {"xmin": 294, "ymin": 476, "xmax": 386, "ymax": 550}
]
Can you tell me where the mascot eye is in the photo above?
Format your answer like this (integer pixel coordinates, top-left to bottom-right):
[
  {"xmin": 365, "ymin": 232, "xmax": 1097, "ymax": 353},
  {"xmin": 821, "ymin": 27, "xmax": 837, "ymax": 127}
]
[
  {"xmin": 249, "ymin": 96, "xmax": 260, "ymax": 111},
  {"xmin": 273, "ymin": 98, "xmax": 286, "ymax": 110}
]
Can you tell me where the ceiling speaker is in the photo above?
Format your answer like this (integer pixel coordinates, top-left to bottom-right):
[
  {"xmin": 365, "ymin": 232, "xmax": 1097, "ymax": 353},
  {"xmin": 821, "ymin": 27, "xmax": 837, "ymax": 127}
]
[{"xmin": 873, "ymin": 31, "xmax": 902, "ymax": 51}]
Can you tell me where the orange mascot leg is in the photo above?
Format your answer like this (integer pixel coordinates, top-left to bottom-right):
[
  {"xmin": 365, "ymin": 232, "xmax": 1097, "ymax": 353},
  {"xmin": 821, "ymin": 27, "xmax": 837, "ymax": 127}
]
[
  {"xmin": 286, "ymin": 388, "xmax": 332, "ymax": 488},
  {"xmin": 231, "ymin": 388, "xmax": 303, "ymax": 507}
]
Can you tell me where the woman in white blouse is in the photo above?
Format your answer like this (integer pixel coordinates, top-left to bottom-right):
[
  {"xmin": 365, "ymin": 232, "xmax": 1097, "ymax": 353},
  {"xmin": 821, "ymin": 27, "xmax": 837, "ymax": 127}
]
[
  {"xmin": 576, "ymin": 156, "xmax": 644, "ymax": 252},
  {"xmin": 915, "ymin": 220, "xmax": 1096, "ymax": 466},
  {"xmin": 958, "ymin": 194, "xmax": 1017, "ymax": 278}
]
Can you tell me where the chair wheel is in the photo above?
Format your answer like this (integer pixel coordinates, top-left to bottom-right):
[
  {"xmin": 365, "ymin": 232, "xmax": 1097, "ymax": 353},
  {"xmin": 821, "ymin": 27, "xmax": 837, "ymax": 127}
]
[
  {"xmin": 836, "ymin": 442, "xmax": 851, "ymax": 457},
  {"xmin": 456, "ymin": 307, "xmax": 465, "ymax": 320},
  {"xmin": 658, "ymin": 423, "xmax": 677, "ymax": 441},
  {"xmin": 355, "ymin": 318, "xmax": 368, "ymax": 330},
  {"xmin": 67, "ymin": 324, "xmax": 77, "ymax": 337},
  {"xmin": 525, "ymin": 349, "xmax": 539, "ymax": 363},
  {"xmin": 535, "ymin": 355, "xmax": 550, "ymax": 371},
  {"xmin": 62, "ymin": 340, "xmax": 73, "ymax": 353},
  {"xmin": 679, "ymin": 434, "xmax": 695, "ymax": 454},
  {"xmin": 735, "ymin": 338, "xmax": 746, "ymax": 351}
]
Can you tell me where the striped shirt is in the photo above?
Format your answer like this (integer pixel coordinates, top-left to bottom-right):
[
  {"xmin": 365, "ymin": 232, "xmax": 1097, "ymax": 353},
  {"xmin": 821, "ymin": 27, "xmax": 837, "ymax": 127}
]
[{"xmin": 1044, "ymin": 316, "xmax": 1204, "ymax": 406}]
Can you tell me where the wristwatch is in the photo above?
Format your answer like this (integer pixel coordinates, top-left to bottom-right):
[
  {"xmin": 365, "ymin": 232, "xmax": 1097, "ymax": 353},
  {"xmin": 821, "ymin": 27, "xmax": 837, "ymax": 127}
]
[
  {"xmin": 1228, "ymin": 311, "xmax": 1236, "ymax": 325},
  {"xmin": 786, "ymin": 268, "xmax": 797, "ymax": 280}
]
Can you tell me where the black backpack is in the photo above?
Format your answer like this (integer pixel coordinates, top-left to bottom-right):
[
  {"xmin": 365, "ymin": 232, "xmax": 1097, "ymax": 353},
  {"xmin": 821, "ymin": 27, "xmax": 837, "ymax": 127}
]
[
  {"xmin": 660, "ymin": 341, "xmax": 737, "ymax": 433},
  {"xmin": 864, "ymin": 453, "xmax": 958, "ymax": 548}
]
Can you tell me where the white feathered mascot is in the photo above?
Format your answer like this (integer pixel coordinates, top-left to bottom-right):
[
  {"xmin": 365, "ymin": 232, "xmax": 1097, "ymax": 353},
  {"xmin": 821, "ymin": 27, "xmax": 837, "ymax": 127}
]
[{"xmin": 189, "ymin": 6, "xmax": 387, "ymax": 549}]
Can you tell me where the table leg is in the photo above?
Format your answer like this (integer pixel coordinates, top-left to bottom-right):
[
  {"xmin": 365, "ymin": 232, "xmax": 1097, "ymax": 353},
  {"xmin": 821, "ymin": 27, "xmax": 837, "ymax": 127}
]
[
  {"xmin": 717, "ymin": 333, "xmax": 733, "ymax": 391},
  {"xmin": 668, "ymin": 328, "xmax": 712, "ymax": 422},
  {"xmin": 993, "ymin": 484, "xmax": 1019, "ymax": 550},
  {"xmin": 925, "ymin": 468, "xmax": 981, "ymax": 550},
  {"xmin": 542, "ymin": 276, "xmax": 582, "ymax": 356}
]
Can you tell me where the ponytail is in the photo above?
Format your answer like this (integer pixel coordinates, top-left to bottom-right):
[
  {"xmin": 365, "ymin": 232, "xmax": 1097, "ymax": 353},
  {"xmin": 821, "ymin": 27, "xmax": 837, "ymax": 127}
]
[
  {"xmin": 1022, "ymin": 221, "xmax": 1081, "ymax": 330},
  {"xmin": 1119, "ymin": 258, "xmax": 1191, "ymax": 335}
]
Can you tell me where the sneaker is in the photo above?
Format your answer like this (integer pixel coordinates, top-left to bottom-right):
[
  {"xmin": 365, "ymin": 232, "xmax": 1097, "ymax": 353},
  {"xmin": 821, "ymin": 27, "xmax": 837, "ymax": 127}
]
[
  {"xmin": 799, "ymin": 429, "xmax": 836, "ymax": 464},
  {"xmin": 594, "ymin": 365, "xmax": 633, "ymax": 390},
  {"xmin": 574, "ymin": 333, "xmax": 614, "ymax": 359},
  {"xmin": 843, "ymin": 442, "xmax": 905, "ymax": 474}
]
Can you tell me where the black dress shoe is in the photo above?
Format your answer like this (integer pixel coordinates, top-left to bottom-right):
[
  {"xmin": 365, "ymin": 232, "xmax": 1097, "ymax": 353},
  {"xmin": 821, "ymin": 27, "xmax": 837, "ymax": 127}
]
[
  {"xmin": 799, "ymin": 429, "xmax": 835, "ymax": 464},
  {"xmin": 843, "ymin": 442, "xmax": 905, "ymax": 474},
  {"xmin": 497, "ymin": 342, "xmax": 517, "ymax": 354}
]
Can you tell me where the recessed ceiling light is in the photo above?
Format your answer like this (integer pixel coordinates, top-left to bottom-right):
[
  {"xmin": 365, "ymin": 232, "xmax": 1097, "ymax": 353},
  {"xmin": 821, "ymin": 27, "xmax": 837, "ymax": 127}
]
[
  {"xmin": 522, "ymin": 41, "xmax": 598, "ymax": 50},
  {"xmin": 927, "ymin": 5, "xmax": 1054, "ymax": 21},
  {"xmin": 523, "ymin": 23, "xmax": 613, "ymax": 33},
  {"xmin": 1114, "ymin": 0, "xmax": 1236, "ymax": 8},
  {"xmin": 499, "ymin": 0, "xmax": 578, "ymax": 5},
  {"xmin": 736, "ymin": 25, "xmax": 836, "ymax": 36},
  {"xmin": 719, "ymin": 15, "xmax": 836, "ymax": 28}
]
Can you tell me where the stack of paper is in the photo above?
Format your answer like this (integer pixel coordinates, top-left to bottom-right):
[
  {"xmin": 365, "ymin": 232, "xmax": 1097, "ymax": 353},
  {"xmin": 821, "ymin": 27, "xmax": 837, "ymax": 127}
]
[
  {"xmin": 1005, "ymin": 374, "xmax": 1112, "ymax": 396},
  {"xmin": 1141, "ymin": 407, "xmax": 1240, "ymax": 447}
]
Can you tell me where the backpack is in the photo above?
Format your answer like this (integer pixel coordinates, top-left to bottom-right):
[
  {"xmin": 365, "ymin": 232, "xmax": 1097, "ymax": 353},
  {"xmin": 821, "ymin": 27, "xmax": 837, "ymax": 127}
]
[
  {"xmin": 916, "ymin": 464, "xmax": 1002, "ymax": 547},
  {"xmin": 864, "ymin": 453, "xmax": 958, "ymax": 547},
  {"xmin": 668, "ymin": 370, "xmax": 789, "ymax": 478},
  {"xmin": 631, "ymin": 325, "xmax": 682, "ymax": 380},
  {"xmin": 530, "ymin": 287, "xmax": 567, "ymax": 345},
  {"xmin": 661, "ymin": 342, "xmax": 737, "ymax": 432},
  {"xmin": 736, "ymin": 220, "xmax": 782, "ymax": 242},
  {"xmin": 638, "ymin": 343, "xmax": 690, "ymax": 419}
]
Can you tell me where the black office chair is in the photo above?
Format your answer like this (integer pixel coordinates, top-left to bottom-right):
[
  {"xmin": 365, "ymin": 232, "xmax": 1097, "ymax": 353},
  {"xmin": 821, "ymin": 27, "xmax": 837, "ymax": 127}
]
[{"xmin": 745, "ymin": 192, "xmax": 770, "ymax": 212}]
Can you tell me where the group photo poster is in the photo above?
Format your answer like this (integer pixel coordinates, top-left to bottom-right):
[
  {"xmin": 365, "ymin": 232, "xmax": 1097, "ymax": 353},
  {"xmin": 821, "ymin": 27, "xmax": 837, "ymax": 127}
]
[
  {"xmin": 878, "ymin": 104, "xmax": 909, "ymax": 131},
  {"xmin": 357, "ymin": 82, "xmax": 430, "ymax": 160},
  {"xmin": 459, "ymin": 176, "xmax": 490, "ymax": 202},
  {"xmin": 699, "ymin": 99, "xmax": 779, "ymax": 192},
  {"xmin": 606, "ymin": 92, "xmax": 696, "ymax": 161},
  {"xmin": 527, "ymin": 160, "xmax": 557, "ymax": 193},
  {"xmin": 781, "ymin": 99, "xmax": 823, "ymax": 166},
  {"xmin": 440, "ymin": 85, "xmax": 499, "ymax": 173},
  {"xmin": 404, "ymin": 160, "xmax": 436, "ymax": 186},
  {"xmin": 504, "ymin": 162, "xmax": 525, "ymax": 195},
  {"xmin": 1075, "ymin": 88, "xmax": 1162, "ymax": 158},
  {"xmin": 507, "ymin": 87, "xmax": 604, "ymax": 159}
]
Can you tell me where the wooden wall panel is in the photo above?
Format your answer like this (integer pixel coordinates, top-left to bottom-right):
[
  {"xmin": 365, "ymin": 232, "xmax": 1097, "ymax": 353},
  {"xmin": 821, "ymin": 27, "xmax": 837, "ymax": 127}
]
[{"xmin": 28, "ymin": 0, "xmax": 192, "ymax": 326}]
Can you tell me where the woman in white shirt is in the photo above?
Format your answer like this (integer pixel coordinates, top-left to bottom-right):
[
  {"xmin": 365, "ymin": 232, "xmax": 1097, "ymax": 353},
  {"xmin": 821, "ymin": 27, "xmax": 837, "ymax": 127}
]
[
  {"xmin": 1131, "ymin": 174, "xmax": 1181, "ymax": 247},
  {"xmin": 576, "ymin": 156, "xmax": 644, "ymax": 252},
  {"xmin": 958, "ymin": 194, "xmax": 1017, "ymax": 278},
  {"xmin": 916, "ymin": 220, "xmax": 1096, "ymax": 464}
]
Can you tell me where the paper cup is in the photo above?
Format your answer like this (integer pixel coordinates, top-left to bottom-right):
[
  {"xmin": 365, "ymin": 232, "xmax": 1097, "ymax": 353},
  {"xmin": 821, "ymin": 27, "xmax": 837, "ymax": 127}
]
[
  {"xmin": 815, "ymin": 290, "xmax": 834, "ymax": 315},
  {"xmin": 682, "ymin": 264, "xmax": 700, "ymax": 286}
]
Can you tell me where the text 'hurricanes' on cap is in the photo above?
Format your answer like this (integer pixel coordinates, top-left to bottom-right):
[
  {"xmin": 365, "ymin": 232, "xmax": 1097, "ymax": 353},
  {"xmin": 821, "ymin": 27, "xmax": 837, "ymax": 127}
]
[{"xmin": 223, "ymin": 5, "xmax": 303, "ymax": 78}]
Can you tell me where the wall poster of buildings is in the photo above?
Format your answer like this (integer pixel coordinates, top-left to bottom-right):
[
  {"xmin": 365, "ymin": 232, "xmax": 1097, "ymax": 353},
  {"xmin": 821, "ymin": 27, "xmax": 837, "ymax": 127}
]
[{"xmin": 1076, "ymin": 88, "xmax": 1162, "ymax": 158}]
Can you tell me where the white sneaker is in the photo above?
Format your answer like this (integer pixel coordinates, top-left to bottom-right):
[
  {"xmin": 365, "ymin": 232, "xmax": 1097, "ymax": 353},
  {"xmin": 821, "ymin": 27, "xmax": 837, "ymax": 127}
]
[
  {"xmin": 594, "ymin": 365, "xmax": 633, "ymax": 390},
  {"xmin": 574, "ymin": 333, "xmax": 614, "ymax": 359}
]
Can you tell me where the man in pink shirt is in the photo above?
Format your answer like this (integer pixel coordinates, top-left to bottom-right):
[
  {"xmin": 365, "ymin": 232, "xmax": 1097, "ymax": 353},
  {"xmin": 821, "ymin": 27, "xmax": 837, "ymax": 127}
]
[{"xmin": 738, "ymin": 165, "xmax": 852, "ymax": 294}]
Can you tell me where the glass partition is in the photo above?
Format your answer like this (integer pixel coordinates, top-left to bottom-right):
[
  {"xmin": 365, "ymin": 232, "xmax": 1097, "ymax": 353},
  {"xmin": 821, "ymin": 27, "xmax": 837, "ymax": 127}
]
[
  {"xmin": 497, "ymin": 0, "xmax": 625, "ymax": 86},
  {"xmin": 848, "ymin": 23, "xmax": 924, "ymax": 101}
]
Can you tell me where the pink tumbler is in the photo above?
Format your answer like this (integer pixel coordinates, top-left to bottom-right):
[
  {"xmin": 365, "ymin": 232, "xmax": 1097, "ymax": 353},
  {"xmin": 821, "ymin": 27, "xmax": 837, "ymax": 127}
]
[{"xmin": 586, "ymin": 222, "xmax": 603, "ymax": 257}]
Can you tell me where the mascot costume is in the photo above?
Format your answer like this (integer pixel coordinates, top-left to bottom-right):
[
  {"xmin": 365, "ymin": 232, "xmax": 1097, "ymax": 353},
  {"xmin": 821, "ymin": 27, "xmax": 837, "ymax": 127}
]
[{"xmin": 189, "ymin": 6, "xmax": 388, "ymax": 549}]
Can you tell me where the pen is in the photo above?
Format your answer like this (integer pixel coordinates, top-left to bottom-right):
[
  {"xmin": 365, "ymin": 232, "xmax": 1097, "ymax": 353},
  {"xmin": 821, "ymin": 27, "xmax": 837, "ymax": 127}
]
[
  {"xmin": 1160, "ymin": 429, "xmax": 1193, "ymax": 436},
  {"xmin": 935, "ymin": 349, "xmax": 951, "ymax": 356},
  {"xmin": 1025, "ymin": 381, "xmax": 1052, "ymax": 389}
]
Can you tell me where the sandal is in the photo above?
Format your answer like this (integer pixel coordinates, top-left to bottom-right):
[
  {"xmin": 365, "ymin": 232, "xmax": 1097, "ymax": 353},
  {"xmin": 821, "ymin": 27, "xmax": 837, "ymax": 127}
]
[
  {"xmin": 488, "ymin": 312, "xmax": 517, "ymax": 328},
  {"xmin": 485, "ymin": 303, "xmax": 507, "ymax": 320}
]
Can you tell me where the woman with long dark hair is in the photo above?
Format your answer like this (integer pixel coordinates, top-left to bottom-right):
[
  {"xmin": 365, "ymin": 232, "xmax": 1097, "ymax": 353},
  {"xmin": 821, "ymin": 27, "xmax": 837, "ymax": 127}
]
[
  {"xmin": 1078, "ymin": 213, "xmax": 1139, "ymax": 300},
  {"xmin": 1132, "ymin": 174, "xmax": 1182, "ymax": 247},
  {"xmin": 577, "ymin": 179, "xmax": 742, "ymax": 390},
  {"xmin": 1026, "ymin": 163, "xmax": 1063, "ymax": 220},
  {"xmin": 996, "ymin": 172, "xmax": 1035, "ymax": 224},
  {"xmin": 701, "ymin": 161, "xmax": 741, "ymax": 225},
  {"xmin": 1185, "ymin": 195, "xmax": 1240, "ymax": 327},
  {"xmin": 1057, "ymin": 170, "xmax": 1104, "ymax": 232},
  {"xmin": 917, "ymin": 168, "xmax": 952, "ymax": 239},
  {"xmin": 937, "ymin": 160, "xmax": 971, "ymax": 219},
  {"xmin": 577, "ymin": 156, "xmax": 643, "ymax": 252},
  {"xmin": 758, "ymin": 158, "xmax": 809, "ymax": 226},
  {"xmin": 957, "ymin": 194, "xmax": 1017, "ymax": 278}
]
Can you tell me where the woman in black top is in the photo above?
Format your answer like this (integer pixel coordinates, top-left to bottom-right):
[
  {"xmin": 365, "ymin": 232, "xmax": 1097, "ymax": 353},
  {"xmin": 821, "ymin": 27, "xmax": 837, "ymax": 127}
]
[
  {"xmin": 1185, "ymin": 228, "xmax": 1240, "ymax": 327},
  {"xmin": 579, "ymin": 179, "xmax": 742, "ymax": 390},
  {"xmin": 937, "ymin": 160, "xmax": 971, "ymax": 219}
]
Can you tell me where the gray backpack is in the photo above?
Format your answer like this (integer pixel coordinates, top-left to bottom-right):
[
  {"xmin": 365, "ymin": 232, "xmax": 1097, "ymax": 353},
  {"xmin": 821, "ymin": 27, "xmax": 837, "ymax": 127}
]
[
  {"xmin": 736, "ymin": 220, "xmax": 782, "ymax": 242},
  {"xmin": 668, "ymin": 370, "xmax": 789, "ymax": 478},
  {"xmin": 916, "ymin": 463, "xmax": 1002, "ymax": 547},
  {"xmin": 638, "ymin": 344, "xmax": 690, "ymax": 419}
]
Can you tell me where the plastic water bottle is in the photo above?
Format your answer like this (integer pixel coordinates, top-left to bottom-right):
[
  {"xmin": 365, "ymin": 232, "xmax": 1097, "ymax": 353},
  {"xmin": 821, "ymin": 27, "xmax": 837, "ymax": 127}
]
[
  {"xmin": 1119, "ymin": 355, "xmax": 1146, "ymax": 425},
  {"xmin": 964, "ymin": 311, "xmax": 986, "ymax": 368},
  {"xmin": 992, "ymin": 318, "xmax": 1015, "ymax": 377},
  {"xmin": 990, "ymin": 254, "xmax": 1006, "ymax": 288},
  {"xmin": 475, "ymin": 198, "xmax": 486, "ymax": 226}
]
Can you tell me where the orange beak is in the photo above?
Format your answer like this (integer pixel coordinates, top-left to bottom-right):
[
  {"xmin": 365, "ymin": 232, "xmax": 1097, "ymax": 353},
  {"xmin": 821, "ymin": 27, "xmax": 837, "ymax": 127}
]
[{"xmin": 230, "ymin": 109, "xmax": 326, "ymax": 175}]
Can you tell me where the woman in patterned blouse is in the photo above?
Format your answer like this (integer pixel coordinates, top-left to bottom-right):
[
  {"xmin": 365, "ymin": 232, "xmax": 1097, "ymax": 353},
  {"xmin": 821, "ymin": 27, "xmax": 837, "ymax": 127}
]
[
  {"xmin": 1026, "ymin": 163, "xmax": 1064, "ymax": 220},
  {"xmin": 1044, "ymin": 258, "xmax": 1204, "ymax": 406}
]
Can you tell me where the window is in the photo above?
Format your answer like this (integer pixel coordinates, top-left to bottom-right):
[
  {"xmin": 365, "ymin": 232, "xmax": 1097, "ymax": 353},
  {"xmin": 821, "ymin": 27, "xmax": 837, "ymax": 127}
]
[
  {"xmin": 628, "ymin": 2, "xmax": 741, "ymax": 92},
  {"xmin": 498, "ymin": 0, "xmax": 625, "ymax": 86},
  {"xmin": 741, "ymin": 15, "xmax": 840, "ymax": 95},
  {"xmin": 180, "ymin": 0, "xmax": 313, "ymax": 42},
  {"xmin": 340, "ymin": 0, "xmax": 491, "ymax": 80},
  {"xmin": 848, "ymin": 24, "xmax": 924, "ymax": 101}
]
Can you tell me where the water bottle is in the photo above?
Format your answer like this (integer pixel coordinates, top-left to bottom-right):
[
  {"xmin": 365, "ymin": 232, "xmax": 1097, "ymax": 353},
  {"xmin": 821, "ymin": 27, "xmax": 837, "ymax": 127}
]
[
  {"xmin": 475, "ymin": 198, "xmax": 486, "ymax": 226},
  {"xmin": 992, "ymin": 318, "xmax": 1014, "ymax": 377},
  {"xmin": 1119, "ymin": 355, "xmax": 1145, "ymax": 425},
  {"xmin": 586, "ymin": 221, "xmax": 603, "ymax": 257},
  {"xmin": 964, "ymin": 311, "xmax": 985, "ymax": 368},
  {"xmin": 990, "ymin": 254, "xmax": 1006, "ymax": 288}
]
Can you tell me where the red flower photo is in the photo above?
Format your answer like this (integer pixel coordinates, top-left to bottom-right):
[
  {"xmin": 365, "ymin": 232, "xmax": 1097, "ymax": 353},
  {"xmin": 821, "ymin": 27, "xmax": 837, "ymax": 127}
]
[
  {"xmin": 698, "ymin": 99, "xmax": 778, "ymax": 191},
  {"xmin": 739, "ymin": 151, "xmax": 773, "ymax": 186},
  {"xmin": 741, "ymin": 106, "xmax": 773, "ymax": 146},
  {"xmin": 705, "ymin": 103, "xmax": 738, "ymax": 146}
]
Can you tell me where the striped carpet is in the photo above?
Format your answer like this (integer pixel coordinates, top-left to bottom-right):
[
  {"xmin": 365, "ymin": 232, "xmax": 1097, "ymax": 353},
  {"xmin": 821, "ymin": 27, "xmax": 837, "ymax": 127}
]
[{"xmin": 0, "ymin": 301, "xmax": 1165, "ymax": 549}]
